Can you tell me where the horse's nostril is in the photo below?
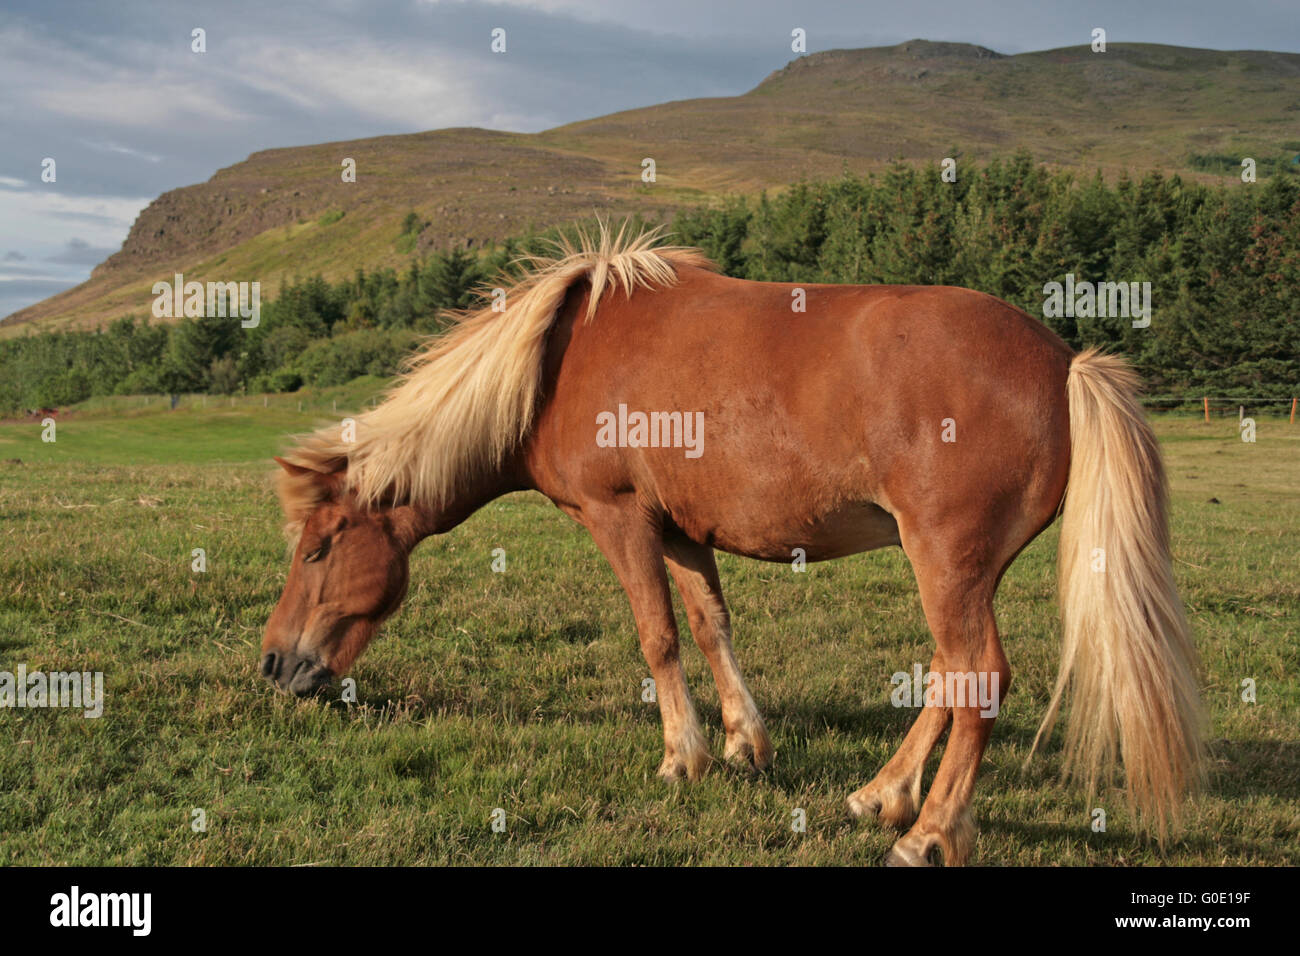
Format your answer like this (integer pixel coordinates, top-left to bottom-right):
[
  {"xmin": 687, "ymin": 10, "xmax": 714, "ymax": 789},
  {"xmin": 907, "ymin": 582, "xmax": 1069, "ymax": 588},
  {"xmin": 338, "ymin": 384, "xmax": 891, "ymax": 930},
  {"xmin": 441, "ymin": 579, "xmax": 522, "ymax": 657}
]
[
  {"xmin": 287, "ymin": 659, "xmax": 334, "ymax": 697},
  {"xmin": 262, "ymin": 649, "xmax": 333, "ymax": 695}
]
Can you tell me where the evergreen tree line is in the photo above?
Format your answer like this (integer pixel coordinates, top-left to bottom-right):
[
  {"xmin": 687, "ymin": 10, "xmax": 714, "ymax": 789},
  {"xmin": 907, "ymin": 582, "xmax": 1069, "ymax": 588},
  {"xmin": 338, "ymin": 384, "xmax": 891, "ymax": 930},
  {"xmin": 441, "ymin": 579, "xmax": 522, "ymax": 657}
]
[
  {"xmin": 1, "ymin": 153, "xmax": 1296, "ymax": 414},
  {"xmin": 0, "ymin": 242, "xmax": 513, "ymax": 412},
  {"xmin": 671, "ymin": 154, "xmax": 1299, "ymax": 395}
]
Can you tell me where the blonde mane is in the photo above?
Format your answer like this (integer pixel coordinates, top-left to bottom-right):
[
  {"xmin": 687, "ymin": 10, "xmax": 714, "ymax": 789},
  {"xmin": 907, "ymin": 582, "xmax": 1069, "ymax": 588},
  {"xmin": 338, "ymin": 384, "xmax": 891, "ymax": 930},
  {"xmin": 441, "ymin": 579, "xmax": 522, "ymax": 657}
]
[{"xmin": 278, "ymin": 222, "xmax": 715, "ymax": 523}]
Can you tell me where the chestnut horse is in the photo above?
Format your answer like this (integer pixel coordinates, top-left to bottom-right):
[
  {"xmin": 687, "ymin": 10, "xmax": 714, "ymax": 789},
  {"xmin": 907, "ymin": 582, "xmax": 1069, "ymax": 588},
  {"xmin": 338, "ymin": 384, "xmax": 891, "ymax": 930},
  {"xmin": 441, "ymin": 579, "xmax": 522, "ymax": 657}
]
[{"xmin": 263, "ymin": 225, "xmax": 1203, "ymax": 865}]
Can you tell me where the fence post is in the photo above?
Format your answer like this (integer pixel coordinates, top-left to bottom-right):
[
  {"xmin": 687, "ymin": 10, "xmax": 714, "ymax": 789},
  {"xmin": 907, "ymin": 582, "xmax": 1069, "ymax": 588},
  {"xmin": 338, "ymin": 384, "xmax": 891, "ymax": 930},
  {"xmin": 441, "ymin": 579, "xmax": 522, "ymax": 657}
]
[
  {"xmin": 1292, "ymin": 397, "xmax": 1297, "ymax": 425},
  {"xmin": 1203, "ymin": 397, "xmax": 1209, "ymax": 423}
]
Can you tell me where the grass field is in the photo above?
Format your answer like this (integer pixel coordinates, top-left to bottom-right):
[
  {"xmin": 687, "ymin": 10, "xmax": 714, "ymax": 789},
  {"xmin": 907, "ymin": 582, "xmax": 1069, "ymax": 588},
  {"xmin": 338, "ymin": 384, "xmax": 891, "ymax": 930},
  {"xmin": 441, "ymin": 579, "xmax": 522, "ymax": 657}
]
[{"xmin": 0, "ymin": 396, "xmax": 1296, "ymax": 865}]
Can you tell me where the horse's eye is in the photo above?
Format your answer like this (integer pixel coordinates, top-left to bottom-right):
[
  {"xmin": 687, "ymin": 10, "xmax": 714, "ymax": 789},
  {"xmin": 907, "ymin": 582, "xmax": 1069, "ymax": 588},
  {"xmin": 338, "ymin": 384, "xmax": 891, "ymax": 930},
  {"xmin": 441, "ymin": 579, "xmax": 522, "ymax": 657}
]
[{"xmin": 303, "ymin": 540, "xmax": 330, "ymax": 563}]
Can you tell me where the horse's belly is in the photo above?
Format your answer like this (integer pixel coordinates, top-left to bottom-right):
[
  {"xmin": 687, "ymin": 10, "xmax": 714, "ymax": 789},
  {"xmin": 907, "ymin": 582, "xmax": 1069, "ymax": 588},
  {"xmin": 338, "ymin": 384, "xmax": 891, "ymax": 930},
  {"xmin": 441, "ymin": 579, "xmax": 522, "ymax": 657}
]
[{"xmin": 688, "ymin": 496, "xmax": 900, "ymax": 564}]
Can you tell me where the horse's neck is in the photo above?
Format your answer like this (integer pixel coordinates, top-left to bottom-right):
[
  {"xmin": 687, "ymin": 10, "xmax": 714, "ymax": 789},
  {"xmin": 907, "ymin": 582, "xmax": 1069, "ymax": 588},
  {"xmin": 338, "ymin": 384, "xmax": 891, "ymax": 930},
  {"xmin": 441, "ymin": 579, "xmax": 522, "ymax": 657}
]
[{"xmin": 410, "ymin": 464, "xmax": 524, "ymax": 538}]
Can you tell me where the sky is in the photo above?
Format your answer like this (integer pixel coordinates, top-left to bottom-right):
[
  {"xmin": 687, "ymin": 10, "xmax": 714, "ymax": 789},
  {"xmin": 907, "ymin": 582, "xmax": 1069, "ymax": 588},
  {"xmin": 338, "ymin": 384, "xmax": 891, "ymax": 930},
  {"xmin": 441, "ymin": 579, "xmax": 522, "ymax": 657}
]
[{"xmin": 2, "ymin": 0, "xmax": 1299, "ymax": 319}]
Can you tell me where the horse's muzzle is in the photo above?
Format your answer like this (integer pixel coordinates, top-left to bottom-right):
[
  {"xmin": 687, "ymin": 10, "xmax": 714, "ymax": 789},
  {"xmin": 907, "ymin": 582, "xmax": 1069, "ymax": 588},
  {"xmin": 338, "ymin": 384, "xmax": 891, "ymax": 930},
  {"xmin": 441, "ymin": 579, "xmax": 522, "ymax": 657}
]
[{"xmin": 261, "ymin": 650, "xmax": 334, "ymax": 697}]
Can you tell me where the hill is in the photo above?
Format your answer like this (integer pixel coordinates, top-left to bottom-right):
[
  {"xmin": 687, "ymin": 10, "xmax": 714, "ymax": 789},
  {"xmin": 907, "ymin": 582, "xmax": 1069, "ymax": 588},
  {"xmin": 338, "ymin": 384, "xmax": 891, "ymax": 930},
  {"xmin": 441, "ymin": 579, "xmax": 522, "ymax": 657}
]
[{"xmin": 7, "ymin": 39, "xmax": 1300, "ymax": 335}]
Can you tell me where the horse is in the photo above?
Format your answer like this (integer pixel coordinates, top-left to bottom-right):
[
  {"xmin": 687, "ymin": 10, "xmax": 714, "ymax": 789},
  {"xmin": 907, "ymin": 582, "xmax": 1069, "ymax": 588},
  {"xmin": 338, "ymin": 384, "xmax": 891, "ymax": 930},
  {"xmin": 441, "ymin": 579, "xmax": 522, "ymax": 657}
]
[{"xmin": 261, "ymin": 223, "xmax": 1204, "ymax": 865}]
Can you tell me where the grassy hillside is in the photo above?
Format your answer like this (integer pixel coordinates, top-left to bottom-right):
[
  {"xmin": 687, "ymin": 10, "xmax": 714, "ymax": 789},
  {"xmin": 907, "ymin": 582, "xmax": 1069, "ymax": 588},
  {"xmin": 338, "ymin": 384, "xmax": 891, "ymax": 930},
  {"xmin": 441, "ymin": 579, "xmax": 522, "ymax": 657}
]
[
  {"xmin": 0, "ymin": 400, "xmax": 1296, "ymax": 864},
  {"xmin": 6, "ymin": 39, "xmax": 1300, "ymax": 336}
]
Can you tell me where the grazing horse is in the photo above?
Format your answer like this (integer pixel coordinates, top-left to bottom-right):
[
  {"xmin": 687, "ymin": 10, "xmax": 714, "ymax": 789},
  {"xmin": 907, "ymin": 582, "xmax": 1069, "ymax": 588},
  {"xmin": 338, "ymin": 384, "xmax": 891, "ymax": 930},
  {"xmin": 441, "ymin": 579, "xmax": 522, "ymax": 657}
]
[{"xmin": 262, "ymin": 225, "xmax": 1204, "ymax": 865}]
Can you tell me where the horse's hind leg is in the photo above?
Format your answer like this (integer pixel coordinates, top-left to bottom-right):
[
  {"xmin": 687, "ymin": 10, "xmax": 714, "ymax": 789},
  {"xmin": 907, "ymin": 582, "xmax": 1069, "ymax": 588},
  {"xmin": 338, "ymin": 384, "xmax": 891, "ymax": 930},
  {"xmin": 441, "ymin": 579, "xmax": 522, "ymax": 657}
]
[
  {"xmin": 848, "ymin": 674, "xmax": 951, "ymax": 828},
  {"xmin": 883, "ymin": 537, "xmax": 1009, "ymax": 866},
  {"xmin": 663, "ymin": 537, "xmax": 773, "ymax": 771}
]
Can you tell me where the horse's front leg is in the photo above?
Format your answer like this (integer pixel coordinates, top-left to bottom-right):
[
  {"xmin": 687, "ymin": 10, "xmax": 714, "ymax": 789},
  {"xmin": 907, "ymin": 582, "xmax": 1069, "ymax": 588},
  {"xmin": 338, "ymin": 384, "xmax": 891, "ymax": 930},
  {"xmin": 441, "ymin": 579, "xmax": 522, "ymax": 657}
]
[
  {"xmin": 663, "ymin": 536, "xmax": 772, "ymax": 772},
  {"xmin": 584, "ymin": 503, "xmax": 711, "ymax": 781}
]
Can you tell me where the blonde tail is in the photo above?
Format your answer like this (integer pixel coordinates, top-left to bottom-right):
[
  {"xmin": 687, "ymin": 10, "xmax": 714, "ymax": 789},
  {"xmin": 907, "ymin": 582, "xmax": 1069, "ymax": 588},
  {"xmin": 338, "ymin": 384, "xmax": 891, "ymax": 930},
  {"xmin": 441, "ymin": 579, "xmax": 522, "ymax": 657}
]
[{"xmin": 1031, "ymin": 348, "xmax": 1205, "ymax": 842}]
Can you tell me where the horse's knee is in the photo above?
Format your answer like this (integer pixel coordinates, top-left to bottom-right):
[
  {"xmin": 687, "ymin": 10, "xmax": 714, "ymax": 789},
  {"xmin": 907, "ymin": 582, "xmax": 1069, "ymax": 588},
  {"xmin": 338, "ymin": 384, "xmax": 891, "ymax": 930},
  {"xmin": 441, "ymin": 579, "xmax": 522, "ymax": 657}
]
[{"xmin": 638, "ymin": 628, "xmax": 681, "ymax": 670}]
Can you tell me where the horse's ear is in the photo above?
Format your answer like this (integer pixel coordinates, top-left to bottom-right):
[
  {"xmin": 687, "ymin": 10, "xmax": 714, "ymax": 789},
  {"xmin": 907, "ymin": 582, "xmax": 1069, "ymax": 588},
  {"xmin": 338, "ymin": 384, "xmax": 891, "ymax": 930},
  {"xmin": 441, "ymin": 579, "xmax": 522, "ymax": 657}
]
[
  {"xmin": 274, "ymin": 456, "xmax": 347, "ymax": 518},
  {"xmin": 274, "ymin": 456, "xmax": 316, "ymax": 477}
]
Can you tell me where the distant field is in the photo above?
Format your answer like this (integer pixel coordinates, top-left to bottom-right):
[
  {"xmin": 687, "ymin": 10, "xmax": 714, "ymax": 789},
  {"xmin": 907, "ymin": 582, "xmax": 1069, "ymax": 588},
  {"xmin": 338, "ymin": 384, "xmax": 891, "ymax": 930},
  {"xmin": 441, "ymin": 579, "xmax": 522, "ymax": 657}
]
[{"xmin": 0, "ymin": 398, "xmax": 1296, "ymax": 865}]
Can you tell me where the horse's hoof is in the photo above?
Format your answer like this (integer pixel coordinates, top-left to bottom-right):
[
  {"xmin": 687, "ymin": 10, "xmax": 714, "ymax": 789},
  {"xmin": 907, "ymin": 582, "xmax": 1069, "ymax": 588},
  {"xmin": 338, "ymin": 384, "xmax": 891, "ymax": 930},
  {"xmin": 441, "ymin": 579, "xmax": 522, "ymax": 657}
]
[
  {"xmin": 657, "ymin": 744, "xmax": 711, "ymax": 782},
  {"xmin": 723, "ymin": 737, "xmax": 773, "ymax": 775},
  {"xmin": 847, "ymin": 783, "xmax": 917, "ymax": 829},
  {"xmin": 657, "ymin": 758, "xmax": 689, "ymax": 782},
  {"xmin": 847, "ymin": 791, "xmax": 883, "ymax": 820},
  {"xmin": 884, "ymin": 836, "xmax": 940, "ymax": 867},
  {"xmin": 724, "ymin": 739, "xmax": 758, "ymax": 773}
]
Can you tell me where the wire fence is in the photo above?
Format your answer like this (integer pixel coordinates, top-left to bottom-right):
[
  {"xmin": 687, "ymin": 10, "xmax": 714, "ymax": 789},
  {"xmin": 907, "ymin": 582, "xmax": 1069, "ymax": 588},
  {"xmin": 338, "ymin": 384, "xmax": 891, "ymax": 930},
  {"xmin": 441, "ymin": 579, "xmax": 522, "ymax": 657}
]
[
  {"xmin": 69, "ymin": 391, "xmax": 383, "ymax": 417},
  {"xmin": 33, "ymin": 391, "xmax": 1300, "ymax": 423},
  {"xmin": 1139, "ymin": 396, "xmax": 1299, "ymax": 422}
]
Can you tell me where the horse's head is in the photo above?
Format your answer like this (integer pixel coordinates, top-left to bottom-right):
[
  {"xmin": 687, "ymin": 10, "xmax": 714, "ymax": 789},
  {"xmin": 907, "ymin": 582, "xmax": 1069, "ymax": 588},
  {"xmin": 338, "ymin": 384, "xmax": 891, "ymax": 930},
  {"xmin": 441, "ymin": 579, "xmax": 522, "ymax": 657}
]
[{"xmin": 261, "ymin": 457, "xmax": 424, "ymax": 696}]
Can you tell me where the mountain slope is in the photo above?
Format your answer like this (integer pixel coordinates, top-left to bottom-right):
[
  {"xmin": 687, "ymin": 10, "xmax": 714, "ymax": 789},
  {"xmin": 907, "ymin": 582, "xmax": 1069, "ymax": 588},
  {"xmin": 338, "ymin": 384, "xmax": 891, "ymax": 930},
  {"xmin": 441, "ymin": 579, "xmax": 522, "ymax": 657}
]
[{"xmin": 7, "ymin": 40, "xmax": 1300, "ymax": 334}]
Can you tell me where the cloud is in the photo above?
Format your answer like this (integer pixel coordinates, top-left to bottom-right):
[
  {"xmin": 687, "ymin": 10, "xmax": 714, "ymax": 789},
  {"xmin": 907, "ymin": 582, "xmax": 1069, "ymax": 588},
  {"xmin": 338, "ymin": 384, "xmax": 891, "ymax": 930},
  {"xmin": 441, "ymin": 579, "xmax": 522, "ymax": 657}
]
[
  {"xmin": 0, "ymin": 190, "xmax": 150, "ymax": 241},
  {"xmin": 81, "ymin": 141, "xmax": 165, "ymax": 164},
  {"xmin": 3, "ymin": 251, "xmax": 26, "ymax": 262},
  {"xmin": 46, "ymin": 238, "xmax": 118, "ymax": 266},
  {"xmin": 0, "ymin": 25, "xmax": 253, "ymax": 129},
  {"xmin": 231, "ymin": 41, "xmax": 487, "ymax": 130},
  {"xmin": 0, "ymin": 278, "xmax": 80, "ymax": 321},
  {"xmin": 36, "ymin": 82, "xmax": 252, "ymax": 128}
]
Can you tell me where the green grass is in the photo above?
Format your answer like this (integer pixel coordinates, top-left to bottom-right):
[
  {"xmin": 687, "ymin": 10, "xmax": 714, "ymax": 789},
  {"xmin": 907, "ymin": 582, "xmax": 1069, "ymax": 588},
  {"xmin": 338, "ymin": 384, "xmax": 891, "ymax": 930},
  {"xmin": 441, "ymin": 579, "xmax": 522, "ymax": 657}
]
[{"xmin": 0, "ymin": 400, "xmax": 1296, "ymax": 865}]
